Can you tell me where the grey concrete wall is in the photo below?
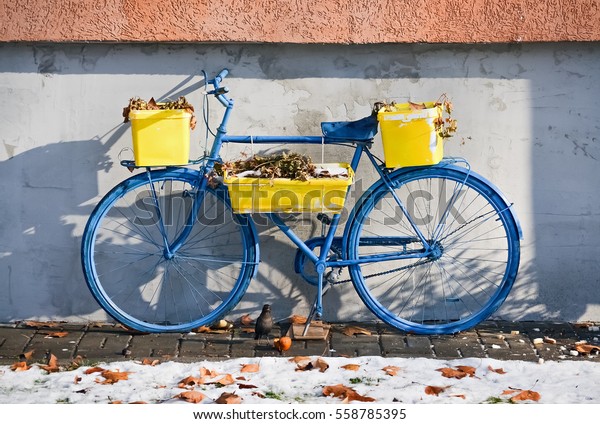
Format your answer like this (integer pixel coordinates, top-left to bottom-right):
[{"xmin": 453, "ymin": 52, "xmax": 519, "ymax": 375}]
[{"xmin": 0, "ymin": 42, "xmax": 598, "ymax": 324}]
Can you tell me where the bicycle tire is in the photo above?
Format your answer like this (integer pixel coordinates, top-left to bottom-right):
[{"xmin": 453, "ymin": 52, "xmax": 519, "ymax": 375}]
[
  {"xmin": 81, "ymin": 168, "xmax": 258, "ymax": 333},
  {"xmin": 346, "ymin": 165, "xmax": 521, "ymax": 334}
]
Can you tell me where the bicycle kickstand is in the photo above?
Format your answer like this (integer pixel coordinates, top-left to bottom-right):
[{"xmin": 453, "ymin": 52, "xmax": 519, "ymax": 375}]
[{"xmin": 303, "ymin": 276, "xmax": 330, "ymax": 336}]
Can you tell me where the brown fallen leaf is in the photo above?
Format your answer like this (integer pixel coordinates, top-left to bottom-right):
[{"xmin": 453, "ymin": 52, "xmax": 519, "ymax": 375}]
[
  {"xmin": 175, "ymin": 390, "xmax": 205, "ymax": 403},
  {"xmin": 178, "ymin": 376, "xmax": 206, "ymax": 388},
  {"xmin": 199, "ymin": 367, "xmax": 218, "ymax": 378},
  {"xmin": 212, "ymin": 374, "xmax": 235, "ymax": 386},
  {"xmin": 382, "ymin": 365, "xmax": 401, "ymax": 376},
  {"xmin": 487, "ymin": 365, "xmax": 507, "ymax": 374},
  {"xmin": 215, "ymin": 392, "xmax": 242, "ymax": 404},
  {"xmin": 74, "ymin": 375, "xmax": 82, "ymax": 384},
  {"xmin": 240, "ymin": 314, "xmax": 254, "ymax": 326},
  {"xmin": 501, "ymin": 389, "xmax": 519, "ymax": 395},
  {"xmin": 510, "ymin": 390, "xmax": 541, "ymax": 402},
  {"xmin": 342, "ymin": 326, "xmax": 372, "ymax": 337},
  {"xmin": 193, "ymin": 326, "xmax": 211, "ymax": 333},
  {"xmin": 574, "ymin": 344, "xmax": 600, "ymax": 355},
  {"xmin": 97, "ymin": 370, "xmax": 131, "ymax": 384},
  {"xmin": 425, "ymin": 385, "xmax": 447, "ymax": 396},
  {"xmin": 10, "ymin": 361, "xmax": 30, "ymax": 372},
  {"xmin": 141, "ymin": 358, "xmax": 161, "ymax": 366},
  {"xmin": 84, "ymin": 366, "xmax": 106, "ymax": 375},
  {"xmin": 39, "ymin": 353, "xmax": 60, "ymax": 373},
  {"xmin": 450, "ymin": 394, "xmax": 466, "ymax": 399},
  {"xmin": 436, "ymin": 367, "xmax": 469, "ymax": 379},
  {"xmin": 315, "ymin": 358, "xmax": 330, "ymax": 373},
  {"xmin": 43, "ymin": 331, "xmax": 69, "ymax": 338},
  {"xmin": 22, "ymin": 350, "xmax": 35, "ymax": 361},
  {"xmin": 240, "ymin": 363, "xmax": 260, "ymax": 373},
  {"xmin": 238, "ymin": 383, "xmax": 258, "ymax": 389},
  {"xmin": 289, "ymin": 356, "xmax": 311, "ymax": 364},
  {"xmin": 340, "ymin": 364, "xmax": 361, "ymax": 372},
  {"xmin": 23, "ymin": 321, "xmax": 62, "ymax": 328},
  {"xmin": 290, "ymin": 315, "xmax": 307, "ymax": 325},
  {"xmin": 455, "ymin": 365, "xmax": 476, "ymax": 378},
  {"xmin": 323, "ymin": 384, "xmax": 375, "ymax": 403}
]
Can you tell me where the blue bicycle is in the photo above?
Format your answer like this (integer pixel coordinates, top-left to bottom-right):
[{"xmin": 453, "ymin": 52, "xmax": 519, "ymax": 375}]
[{"xmin": 81, "ymin": 70, "xmax": 522, "ymax": 335}]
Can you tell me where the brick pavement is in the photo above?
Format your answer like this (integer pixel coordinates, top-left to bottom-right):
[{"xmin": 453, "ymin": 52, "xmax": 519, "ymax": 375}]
[{"xmin": 1, "ymin": 320, "xmax": 599, "ymax": 366}]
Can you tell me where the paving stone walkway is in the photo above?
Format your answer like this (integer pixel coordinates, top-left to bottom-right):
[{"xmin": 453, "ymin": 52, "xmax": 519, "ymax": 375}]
[{"xmin": 1, "ymin": 320, "xmax": 599, "ymax": 366}]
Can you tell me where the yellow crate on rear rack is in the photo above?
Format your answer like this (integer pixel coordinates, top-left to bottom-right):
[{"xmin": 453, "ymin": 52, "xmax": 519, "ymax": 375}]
[
  {"xmin": 129, "ymin": 109, "xmax": 191, "ymax": 166},
  {"xmin": 224, "ymin": 163, "xmax": 354, "ymax": 214},
  {"xmin": 377, "ymin": 102, "xmax": 443, "ymax": 168}
]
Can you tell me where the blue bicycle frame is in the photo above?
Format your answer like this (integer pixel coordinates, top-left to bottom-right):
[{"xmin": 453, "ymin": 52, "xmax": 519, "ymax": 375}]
[{"xmin": 191, "ymin": 69, "xmax": 439, "ymax": 323}]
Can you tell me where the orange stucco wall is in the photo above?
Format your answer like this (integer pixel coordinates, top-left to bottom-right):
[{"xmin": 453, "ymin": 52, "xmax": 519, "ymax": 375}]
[{"xmin": 1, "ymin": 0, "xmax": 599, "ymax": 43}]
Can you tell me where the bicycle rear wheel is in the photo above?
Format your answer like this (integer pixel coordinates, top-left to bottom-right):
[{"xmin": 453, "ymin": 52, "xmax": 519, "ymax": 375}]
[
  {"xmin": 346, "ymin": 165, "xmax": 521, "ymax": 334},
  {"xmin": 81, "ymin": 168, "xmax": 258, "ymax": 333}
]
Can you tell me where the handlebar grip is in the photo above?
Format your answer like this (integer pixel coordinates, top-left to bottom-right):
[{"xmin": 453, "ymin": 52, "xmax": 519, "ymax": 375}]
[{"xmin": 215, "ymin": 69, "xmax": 229, "ymax": 83}]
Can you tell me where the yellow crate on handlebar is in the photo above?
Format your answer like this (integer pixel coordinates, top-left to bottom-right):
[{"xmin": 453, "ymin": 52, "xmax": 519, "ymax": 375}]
[
  {"xmin": 129, "ymin": 109, "xmax": 191, "ymax": 166},
  {"xmin": 377, "ymin": 102, "xmax": 443, "ymax": 168},
  {"xmin": 224, "ymin": 163, "xmax": 354, "ymax": 214}
]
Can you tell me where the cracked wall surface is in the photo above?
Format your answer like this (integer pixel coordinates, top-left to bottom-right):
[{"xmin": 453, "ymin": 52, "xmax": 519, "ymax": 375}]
[{"xmin": 1, "ymin": 0, "xmax": 599, "ymax": 43}]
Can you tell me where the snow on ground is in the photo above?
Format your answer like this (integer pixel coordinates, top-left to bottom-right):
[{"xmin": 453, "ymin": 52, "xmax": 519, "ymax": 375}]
[{"xmin": 0, "ymin": 355, "xmax": 599, "ymax": 405}]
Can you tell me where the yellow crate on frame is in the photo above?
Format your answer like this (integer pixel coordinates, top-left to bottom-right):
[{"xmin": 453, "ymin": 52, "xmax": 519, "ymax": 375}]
[
  {"xmin": 129, "ymin": 109, "xmax": 191, "ymax": 166},
  {"xmin": 224, "ymin": 163, "xmax": 354, "ymax": 214},
  {"xmin": 377, "ymin": 102, "xmax": 443, "ymax": 168}
]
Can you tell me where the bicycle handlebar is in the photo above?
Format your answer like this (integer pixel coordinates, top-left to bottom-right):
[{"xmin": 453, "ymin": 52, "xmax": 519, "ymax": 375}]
[{"xmin": 207, "ymin": 68, "xmax": 231, "ymax": 107}]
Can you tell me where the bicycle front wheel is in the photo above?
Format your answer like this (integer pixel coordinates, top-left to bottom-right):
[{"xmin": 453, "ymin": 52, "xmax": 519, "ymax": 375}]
[
  {"xmin": 346, "ymin": 165, "xmax": 520, "ymax": 334},
  {"xmin": 81, "ymin": 168, "xmax": 258, "ymax": 333}
]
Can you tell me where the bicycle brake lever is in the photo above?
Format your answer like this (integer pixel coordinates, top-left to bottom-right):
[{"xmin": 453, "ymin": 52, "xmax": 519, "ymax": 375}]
[{"xmin": 206, "ymin": 87, "xmax": 229, "ymax": 96}]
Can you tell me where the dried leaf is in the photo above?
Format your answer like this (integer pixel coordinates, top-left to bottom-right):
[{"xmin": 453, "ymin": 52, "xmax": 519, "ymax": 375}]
[
  {"xmin": 215, "ymin": 392, "xmax": 242, "ymax": 404},
  {"xmin": 501, "ymin": 389, "xmax": 519, "ymax": 395},
  {"xmin": 425, "ymin": 385, "xmax": 447, "ymax": 396},
  {"xmin": 240, "ymin": 363, "xmax": 260, "ymax": 373},
  {"xmin": 455, "ymin": 365, "xmax": 476, "ymax": 378},
  {"xmin": 238, "ymin": 383, "xmax": 258, "ymax": 389},
  {"xmin": 39, "ymin": 353, "xmax": 60, "ymax": 373},
  {"xmin": 342, "ymin": 326, "xmax": 372, "ymax": 337},
  {"xmin": 408, "ymin": 101, "xmax": 426, "ymax": 110},
  {"xmin": 178, "ymin": 376, "xmax": 206, "ymax": 388},
  {"xmin": 314, "ymin": 358, "xmax": 330, "ymax": 373},
  {"xmin": 199, "ymin": 367, "xmax": 218, "ymax": 378},
  {"xmin": 10, "ymin": 361, "xmax": 30, "ymax": 372},
  {"xmin": 213, "ymin": 374, "xmax": 235, "ymax": 386},
  {"xmin": 98, "ymin": 370, "xmax": 131, "ymax": 384},
  {"xmin": 543, "ymin": 336, "xmax": 557, "ymax": 344},
  {"xmin": 84, "ymin": 366, "xmax": 106, "ymax": 375},
  {"xmin": 382, "ymin": 365, "xmax": 401, "ymax": 376},
  {"xmin": 74, "ymin": 376, "xmax": 82, "ymax": 384},
  {"xmin": 44, "ymin": 331, "xmax": 69, "ymax": 338},
  {"xmin": 240, "ymin": 314, "xmax": 254, "ymax": 326},
  {"xmin": 175, "ymin": 390, "xmax": 205, "ymax": 403},
  {"xmin": 510, "ymin": 390, "xmax": 541, "ymax": 402},
  {"xmin": 436, "ymin": 367, "xmax": 469, "ymax": 379},
  {"xmin": 340, "ymin": 364, "xmax": 361, "ymax": 371},
  {"xmin": 574, "ymin": 344, "xmax": 600, "ymax": 354},
  {"xmin": 323, "ymin": 384, "xmax": 375, "ymax": 403},
  {"xmin": 450, "ymin": 394, "xmax": 466, "ymax": 399},
  {"xmin": 23, "ymin": 321, "xmax": 62, "ymax": 328},
  {"xmin": 22, "ymin": 350, "xmax": 35, "ymax": 361},
  {"xmin": 141, "ymin": 358, "xmax": 160, "ymax": 366},
  {"xmin": 193, "ymin": 325, "xmax": 211, "ymax": 333},
  {"xmin": 289, "ymin": 356, "xmax": 311, "ymax": 364},
  {"xmin": 290, "ymin": 315, "xmax": 308, "ymax": 324},
  {"xmin": 487, "ymin": 365, "xmax": 507, "ymax": 374}
]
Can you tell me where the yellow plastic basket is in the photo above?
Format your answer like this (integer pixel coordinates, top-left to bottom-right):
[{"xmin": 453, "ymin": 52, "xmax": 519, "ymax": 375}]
[
  {"xmin": 129, "ymin": 109, "xmax": 191, "ymax": 166},
  {"xmin": 377, "ymin": 102, "xmax": 443, "ymax": 168},
  {"xmin": 224, "ymin": 163, "xmax": 354, "ymax": 214}
]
